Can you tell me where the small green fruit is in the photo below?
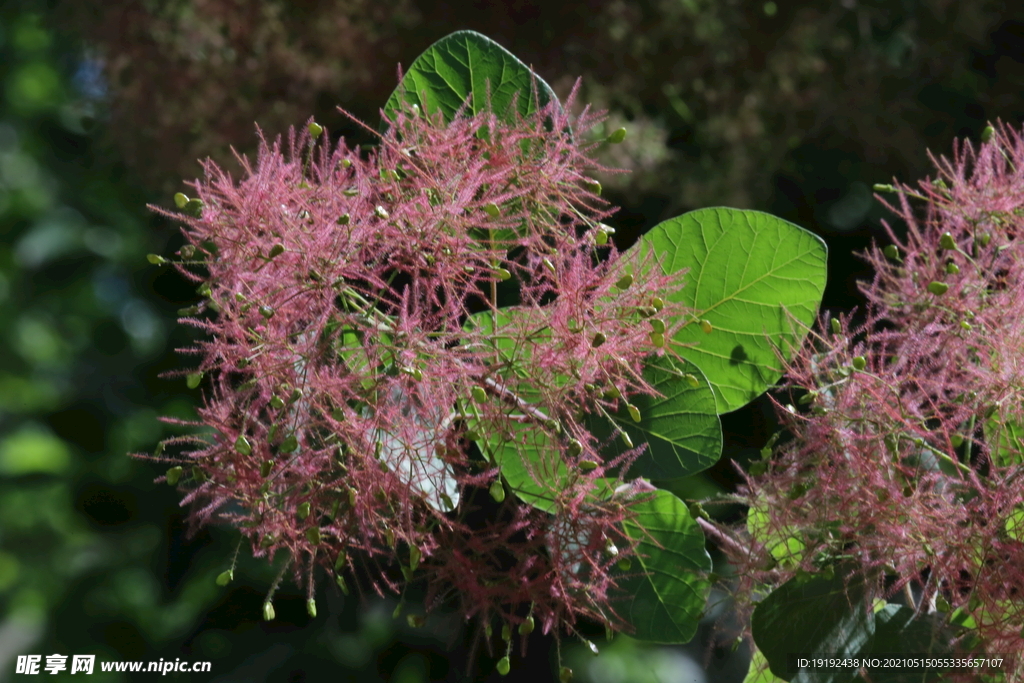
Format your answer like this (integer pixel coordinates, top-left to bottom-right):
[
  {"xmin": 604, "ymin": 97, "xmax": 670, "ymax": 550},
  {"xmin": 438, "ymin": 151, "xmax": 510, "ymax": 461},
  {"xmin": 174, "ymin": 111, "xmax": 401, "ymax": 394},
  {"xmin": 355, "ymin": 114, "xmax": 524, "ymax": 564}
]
[
  {"xmin": 620, "ymin": 431, "xmax": 633, "ymax": 449},
  {"xmin": 683, "ymin": 373, "xmax": 699, "ymax": 388},
  {"xmin": 649, "ymin": 332, "xmax": 664, "ymax": 347},
  {"xmin": 186, "ymin": 372, "xmax": 203, "ymax": 389},
  {"xmin": 927, "ymin": 281, "xmax": 949, "ymax": 295},
  {"xmin": 560, "ymin": 666, "xmax": 574, "ymax": 683},
  {"xmin": 495, "ymin": 267, "xmax": 512, "ymax": 281},
  {"xmin": 981, "ymin": 125, "xmax": 995, "ymax": 143},
  {"xmin": 259, "ymin": 305, "xmax": 275, "ymax": 319},
  {"xmin": 872, "ymin": 183, "xmax": 895, "ymax": 193},
  {"xmin": 518, "ymin": 615, "xmax": 535, "ymax": 635},
  {"xmin": 336, "ymin": 213, "xmax": 350, "ymax": 225},
  {"xmin": 261, "ymin": 460, "xmax": 273, "ymax": 478},
  {"xmin": 626, "ymin": 404, "xmax": 641, "ymax": 423},
  {"xmin": 483, "ymin": 202, "xmax": 501, "ymax": 217},
  {"xmin": 851, "ymin": 356, "xmax": 867, "ymax": 371},
  {"xmin": 489, "ymin": 480, "xmax": 506, "ymax": 503},
  {"xmin": 939, "ymin": 232, "xmax": 956, "ymax": 250},
  {"xmin": 280, "ymin": 433, "xmax": 299, "ymax": 453},
  {"xmin": 946, "ymin": 262, "xmax": 960, "ymax": 274},
  {"xmin": 335, "ymin": 574, "xmax": 349, "ymax": 595},
  {"xmin": 615, "ymin": 273, "xmax": 633, "ymax": 290},
  {"xmin": 592, "ymin": 332, "xmax": 607, "ymax": 348},
  {"xmin": 166, "ymin": 466, "xmax": 183, "ymax": 485},
  {"xmin": 174, "ymin": 192, "xmax": 189, "ymax": 208},
  {"xmin": 582, "ymin": 178, "xmax": 602, "ymax": 195},
  {"xmin": 407, "ymin": 614, "xmax": 426, "ymax": 628},
  {"xmin": 606, "ymin": 127, "xmax": 627, "ymax": 143},
  {"xmin": 651, "ymin": 296, "xmax": 665, "ymax": 311},
  {"xmin": 235, "ymin": 435, "xmax": 252, "ymax": 456},
  {"xmin": 263, "ymin": 601, "xmax": 276, "ymax": 621},
  {"xmin": 215, "ymin": 569, "xmax": 233, "ymax": 586},
  {"xmin": 307, "ymin": 598, "xmax": 317, "ymax": 617},
  {"xmin": 471, "ymin": 386, "xmax": 487, "ymax": 403},
  {"xmin": 297, "ymin": 502, "xmax": 311, "ymax": 519},
  {"xmin": 147, "ymin": 253, "xmax": 167, "ymax": 265},
  {"xmin": 700, "ymin": 319, "xmax": 713, "ymax": 334},
  {"xmin": 374, "ymin": 205, "xmax": 389, "ymax": 219},
  {"xmin": 649, "ymin": 318, "xmax": 666, "ymax": 334},
  {"xmin": 307, "ymin": 121, "xmax": 324, "ymax": 138},
  {"xmin": 501, "ymin": 624, "xmax": 511, "ymax": 641},
  {"xmin": 567, "ymin": 439, "xmax": 583, "ymax": 457},
  {"xmin": 579, "ymin": 460, "xmax": 599, "ymax": 472},
  {"xmin": 496, "ymin": 656, "xmax": 511, "ymax": 676},
  {"xmin": 831, "ymin": 318, "xmax": 842, "ymax": 334},
  {"xmin": 617, "ymin": 557, "xmax": 632, "ymax": 571},
  {"xmin": 595, "ymin": 229, "xmax": 609, "ymax": 246},
  {"xmin": 883, "ymin": 245, "xmax": 899, "ymax": 260}
]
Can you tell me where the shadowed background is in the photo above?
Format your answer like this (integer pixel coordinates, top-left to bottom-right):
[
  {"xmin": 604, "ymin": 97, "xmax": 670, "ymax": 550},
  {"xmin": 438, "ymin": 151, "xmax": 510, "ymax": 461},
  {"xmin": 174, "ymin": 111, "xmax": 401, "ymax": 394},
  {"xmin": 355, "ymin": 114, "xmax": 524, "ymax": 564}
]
[{"xmin": 1, "ymin": 1, "xmax": 1022, "ymax": 680}]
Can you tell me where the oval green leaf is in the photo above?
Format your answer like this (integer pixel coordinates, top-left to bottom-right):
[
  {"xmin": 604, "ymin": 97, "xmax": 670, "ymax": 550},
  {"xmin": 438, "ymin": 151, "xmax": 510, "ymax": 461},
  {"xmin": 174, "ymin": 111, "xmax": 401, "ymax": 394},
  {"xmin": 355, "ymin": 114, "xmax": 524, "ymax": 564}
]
[
  {"xmin": 615, "ymin": 488, "xmax": 712, "ymax": 643},
  {"xmin": 631, "ymin": 207, "xmax": 827, "ymax": 414},
  {"xmin": 752, "ymin": 570, "xmax": 872, "ymax": 683},
  {"xmin": 381, "ymin": 30, "xmax": 560, "ymax": 130}
]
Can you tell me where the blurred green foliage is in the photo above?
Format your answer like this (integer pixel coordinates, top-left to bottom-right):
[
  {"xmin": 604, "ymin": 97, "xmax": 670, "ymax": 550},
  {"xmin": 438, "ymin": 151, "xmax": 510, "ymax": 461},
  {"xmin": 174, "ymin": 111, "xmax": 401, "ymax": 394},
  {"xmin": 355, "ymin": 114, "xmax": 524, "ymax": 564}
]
[{"xmin": 2, "ymin": 1, "xmax": 1024, "ymax": 682}]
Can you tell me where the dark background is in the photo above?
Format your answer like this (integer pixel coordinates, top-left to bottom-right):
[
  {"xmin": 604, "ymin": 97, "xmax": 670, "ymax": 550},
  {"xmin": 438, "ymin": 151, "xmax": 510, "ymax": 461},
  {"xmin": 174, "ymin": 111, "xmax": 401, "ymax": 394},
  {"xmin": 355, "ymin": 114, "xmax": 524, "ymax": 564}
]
[{"xmin": 1, "ymin": 1, "xmax": 1022, "ymax": 681}]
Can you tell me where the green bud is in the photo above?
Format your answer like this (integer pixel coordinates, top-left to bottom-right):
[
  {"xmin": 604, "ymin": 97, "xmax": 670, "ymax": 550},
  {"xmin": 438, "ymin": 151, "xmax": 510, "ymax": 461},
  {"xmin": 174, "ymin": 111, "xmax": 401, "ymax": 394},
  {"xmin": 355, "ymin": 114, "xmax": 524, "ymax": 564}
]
[
  {"xmin": 147, "ymin": 253, "xmax": 167, "ymax": 265},
  {"xmin": 303, "ymin": 597, "xmax": 317, "ymax": 618},
  {"xmin": 627, "ymin": 404, "xmax": 641, "ymax": 423},
  {"xmin": 620, "ymin": 430, "xmax": 633, "ymax": 449},
  {"xmin": 489, "ymin": 479, "xmax": 506, "ymax": 503},
  {"xmin": 308, "ymin": 121, "xmax": 324, "ymax": 138},
  {"xmin": 297, "ymin": 502, "xmax": 311, "ymax": 519},
  {"xmin": 374, "ymin": 205, "xmax": 389, "ymax": 219},
  {"xmin": 409, "ymin": 546, "xmax": 421, "ymax": 569},
  {"xmin": 981, "ymin": 125, "xmax": 995, "ymax": 143},
  {"xmin": 179, "ymin": 244, "xmax": 196, "ymax": 259},
  {"xmin": 700, "ymin": 319, "xmax": 713, "ymax": 334},
  {"xmin": 883, "ymin": 245, "xmax": 899, "ymax": 260},
  {"xmin": 579, "ymin": 460, "xmax": 599, "ymax": 472},
  {"xmin": 496, "ymin": 656, "xmax": 511, "ymax": 676},
  {"xmin": 261, "ymin": 460, "xmax": 273, "ymax": 478},
  {"xmin": 649, "ymin": 332, "xmax": 665, "ymax": 347},
  {"xmin": 472, "ymin": 386, "xmax": 487, "ymax": 403},
  {"xmin": 280, "ymin": 433, "xmax": 298, "ymax": 453},
  {"xmin": 216, "ymin": 569, "xmax": 233, "ymax": 586},
  {"xmin": 615, "ymin": 273, "xmax": 634, "ymax": 290},
  {"xmin": 268, "ymin": 243, "xmax": 285, "ymax": 259},
  {"xmin": 927, "ymin": 281, "xmax": 949, "ymax": 295},
  {"xmin": 166, "ymin": 466, "xmax": 183, "ymax": 485},
  {"xmin": 184, "ymin": 198, "xmax": 204, "ymax": 217},
  {"xmin": 519, "ymin": 615, "xmax": 535, "ymax": 635},
  {"xmin": 483, "ymin": 203, "xmax": 501, "ymax": 217},
  {"xmin": 337, "ymin": 213, "xmax": 350, "ymax": 225},
  {"xmin": 501, "ymin": 624, "xmax": 511, "ymax": 641},
  {"xmin": 495, "ymin": 267, "xmax": 512, "ymax": 281},
  {"xmin": 606, "ymin": 127, "xmax": 627, "ymax": 143},
  {"xmin": 335, "ymin": 574, "xmax": 349, "ymax": 595},
  {"xmin": 872, "ymin": 183, "xmax": 896, "ymax": 193},
  {"xmin": 174, "ymin": 192, "xmax": 189, "ymax": 208},
  {"xmin": 939, "ymin": 232, "xmax": 956, "ymax": 250},
  {"xmin": 592, "ymin": 332, "xmax": 607, "ymax": 348},
  {"xmin": 582, "ymin": 178, "xmax": 602, "ymax": 195},
  {"xmin": 851, "ymin": 356, "xmax": 867, "ymax": 371},
  {"xmin": 407, "ymin": 614, "xmax": 425, "ymax": 628},
  {"xmin": 263, "ymin": 601, "xmax": 276, "ymax": 621},
  {"xmin": 649, "ymin": 318, "xmax": 666, "ymax": 334},
  {"xmin": 259, "ymin": 305, "xmax": 275, "ymax": 319}
]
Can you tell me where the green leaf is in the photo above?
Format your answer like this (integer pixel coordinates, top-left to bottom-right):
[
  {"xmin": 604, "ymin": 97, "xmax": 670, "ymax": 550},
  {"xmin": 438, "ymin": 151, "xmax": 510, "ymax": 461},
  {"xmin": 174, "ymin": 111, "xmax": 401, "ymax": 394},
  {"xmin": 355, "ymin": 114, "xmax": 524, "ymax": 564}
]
[
  {"xmin": 863, "ymin": 604, "xmax": 954, "ymax": 683},
  {"xmin": 477, "ymin": 418, "xmax": 569, "ymax": 513},
  {"xmin": 631, "ymin": 208, "xmax": 827, "ymax": 414},
  {"xmin": 752, "ymin": 569, "xmax": 872, "ymax": 683},
  {"xmin": 598, "ymin": 354, "xmax": 721, "ymax": 479},
  {"xmin": 616, "ymin": 488, "xmax": 712, "ymax": 643},
  {"xmin": 381, "ymin": 30, "xmax": 560, "ymax": 130},
  {"xmin": 744, "ymin": 649, "xmax": 789, "ymax": 683}
]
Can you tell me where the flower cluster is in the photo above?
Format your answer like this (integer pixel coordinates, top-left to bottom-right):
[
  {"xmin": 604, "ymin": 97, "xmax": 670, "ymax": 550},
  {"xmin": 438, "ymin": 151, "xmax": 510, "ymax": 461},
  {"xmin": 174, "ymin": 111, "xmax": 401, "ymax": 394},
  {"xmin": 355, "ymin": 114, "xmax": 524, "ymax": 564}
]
[
  {"xmin": 145, "ymin": 84, "xmax": 689, "ymax": 653},
  {"xmin": 716, "ymin": 122, "xmax": 1024, "ymax": 677}
]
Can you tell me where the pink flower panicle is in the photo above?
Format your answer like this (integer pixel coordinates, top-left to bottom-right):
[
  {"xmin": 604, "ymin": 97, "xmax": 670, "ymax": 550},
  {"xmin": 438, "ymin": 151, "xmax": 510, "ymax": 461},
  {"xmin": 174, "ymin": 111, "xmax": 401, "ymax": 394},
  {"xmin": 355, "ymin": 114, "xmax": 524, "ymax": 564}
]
[
  {"xmin": 714, "ymin": 121, "xmax": 1024, "ymax": 678},
  {"xmin": 141, "ymin": 81, "xmax": 691, "ymax": 648}
]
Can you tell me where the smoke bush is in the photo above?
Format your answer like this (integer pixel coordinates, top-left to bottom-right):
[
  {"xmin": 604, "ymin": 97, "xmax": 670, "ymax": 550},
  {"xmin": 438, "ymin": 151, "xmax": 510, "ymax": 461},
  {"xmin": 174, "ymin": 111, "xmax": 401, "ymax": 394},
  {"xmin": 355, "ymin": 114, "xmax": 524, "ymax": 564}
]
[
  {"xmin": 719, "ymin": 122, "xmax": 1024, "ymax": 680},
  {"xmin": 142, "ymin": 83, "xmax": 692, "ymax": 657}
]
